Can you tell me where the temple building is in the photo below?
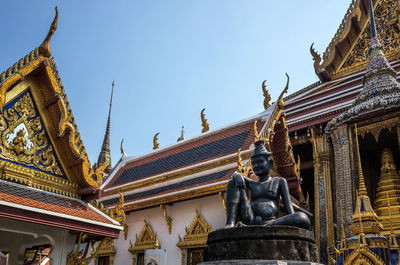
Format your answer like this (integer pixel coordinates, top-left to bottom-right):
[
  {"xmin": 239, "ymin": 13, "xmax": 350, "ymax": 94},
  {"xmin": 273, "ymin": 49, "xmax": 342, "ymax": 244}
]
[
  {"xmin": 1, "ymin": 0, "xmax": 400, "ymax": 264},
  {"xmin": 0, "ymin": 8, "xmax": 124, "ymax": 265},
  {"xmin": 99, "ymin": 0, "xmax": 400, "ymax": 264}
]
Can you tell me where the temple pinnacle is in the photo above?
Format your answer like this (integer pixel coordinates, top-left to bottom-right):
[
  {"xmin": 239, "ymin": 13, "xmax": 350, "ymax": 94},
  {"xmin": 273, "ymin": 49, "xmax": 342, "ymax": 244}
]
[
  {"xmin": 96, "ymin": 81, "xmax": 114, "ymax": 175},
  {"xmin": 369, "ymin": 0, "xmax": 377, "ymax": 39}
]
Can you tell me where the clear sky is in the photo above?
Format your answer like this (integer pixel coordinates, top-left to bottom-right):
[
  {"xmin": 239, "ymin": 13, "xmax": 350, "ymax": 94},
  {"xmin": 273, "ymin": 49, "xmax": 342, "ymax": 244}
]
[{"xmin": 0, "ymin": 0, "xmax": 351, "ymax": 167}]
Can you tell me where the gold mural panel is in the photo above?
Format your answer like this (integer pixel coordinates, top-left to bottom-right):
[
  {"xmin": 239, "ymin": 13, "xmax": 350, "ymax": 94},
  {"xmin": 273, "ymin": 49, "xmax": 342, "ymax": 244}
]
[
  {"xmin": 0, "ymin": 90, "xmax": 63, "ymax": 177},
  {"xmin": 335, "ymin": 0, "xmax": 400, "ymax": 77}
]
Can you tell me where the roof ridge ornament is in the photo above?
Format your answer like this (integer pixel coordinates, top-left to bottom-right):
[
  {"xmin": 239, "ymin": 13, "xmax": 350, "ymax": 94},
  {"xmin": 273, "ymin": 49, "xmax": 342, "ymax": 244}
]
[
  {"xmin": 277, "ymin": 73, "xmax": 289, "ymax": 110},
  {"xmin": 201, "ymin": 108, "xmax": 210, "ymax": 133},
  {"xmin": 262, "ymin": 80, "xmax": 271, "ymax": 109},
  {"xmin": 153, "ymin": 132, "xmax": 160, "ymax": 150},
  {"xmin": 39, "ymin": 7, "xmax": 58, "ymax": 58},
  {"xmin": 177, "ymin": 125, "xmax": 185, "ymax": 142}
]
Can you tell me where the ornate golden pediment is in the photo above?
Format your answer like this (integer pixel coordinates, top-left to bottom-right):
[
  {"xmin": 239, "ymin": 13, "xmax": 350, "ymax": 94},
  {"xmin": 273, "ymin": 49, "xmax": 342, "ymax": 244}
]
[
  {"xmin": 96, "ymin": 237, "xmax": 117, "ymax": 256},
  {"xmin": 129, "ymin": 218, "xmax": 160, "ymax": 254},
  {"xmin": 129, "ymin": 218, "xmax": 160, "ymax": 265},
  {"xmin": 0, "ymin": 89, "xmax": 83, "ymax": 196},
  {"xmin": 336, "ymin": 0, "xmax": 400, "ymax": 78},
  {"xmin": 312, "ymin": 0, "xmax": 400, "ymax": 81},
  {"xmin": 177, "ymin": 208, "xmax": 212, "ymax": 249},
  {"xmin": 177, "ymin": 209, "xmax": 212, "ymax": 265},
  {"xmin": 1, "ymin": 90, "xmax": 64, "ymax": 177}
]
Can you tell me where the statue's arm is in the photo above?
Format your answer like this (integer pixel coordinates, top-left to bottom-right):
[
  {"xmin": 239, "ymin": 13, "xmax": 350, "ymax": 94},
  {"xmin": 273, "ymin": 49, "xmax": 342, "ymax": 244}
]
[
  {"xmin": 279, "ymin": 177, "xmax": 294, "ymax": 214},
  {"xmin": 232, "ymin": 172, "xmax": 254, "ymax": 189}
]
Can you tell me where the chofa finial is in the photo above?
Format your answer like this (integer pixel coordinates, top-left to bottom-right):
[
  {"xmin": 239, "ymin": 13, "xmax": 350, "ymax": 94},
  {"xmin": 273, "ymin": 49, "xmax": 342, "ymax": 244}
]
[
  {"xmin": 39, "ymin": 7, "xmax": 59, "ymax": 58},
  {"xmin": 153, "ymin": 132, "xmax": 160, "ymax": 150},
  {"xmin": 277, "ymin": 73, "xmax": 289, "ymax": 109},
  {"xmin": 201, "ymin": 108, "xmax": 210, "ymax": 133},
  {"xmin": 262, "ymin": 80, "xmax": 271, "ymax": 109}
]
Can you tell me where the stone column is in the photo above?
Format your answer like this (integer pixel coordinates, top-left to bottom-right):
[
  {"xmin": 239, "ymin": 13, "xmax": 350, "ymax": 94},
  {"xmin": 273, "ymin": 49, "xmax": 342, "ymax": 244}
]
[
  {"xmin": 330, "ymin": 125, "xmax": 353, "ymax": 230},
  {"xmin": 311, "ymin": 131, "xmax": 335, "ymax": 264}
]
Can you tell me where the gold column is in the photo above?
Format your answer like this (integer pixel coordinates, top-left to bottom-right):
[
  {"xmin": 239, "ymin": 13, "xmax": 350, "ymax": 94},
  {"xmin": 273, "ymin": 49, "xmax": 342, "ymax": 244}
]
[
  {"xmin": 330, "ymin": 125, "xmax": 353, "ymax": 229},
  {"xmin": 311, "ymin": 130, "xmax": 335, "ymax": 264},
  {"xmin": 310, "ymin": 129, "xmax": 321, "ymax": 253},
  {"xmin": 397, "ymin": 125, "xmax": 400, "ymax": 152}
]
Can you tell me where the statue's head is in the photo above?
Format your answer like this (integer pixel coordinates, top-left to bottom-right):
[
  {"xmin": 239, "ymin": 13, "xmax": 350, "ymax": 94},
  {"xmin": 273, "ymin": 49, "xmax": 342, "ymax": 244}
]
[{"xmin": 251, "ymin": 140, "xmax": 273, "ymax": 177}]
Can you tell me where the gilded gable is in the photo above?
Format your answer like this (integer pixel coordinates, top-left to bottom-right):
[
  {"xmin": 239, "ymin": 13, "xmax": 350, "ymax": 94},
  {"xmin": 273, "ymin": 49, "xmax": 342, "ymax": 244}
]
[
  {"xmin": 339, "ymin": 0, "xmax": 400, "ymax": 76},
  {"xmin": 0, "ymin": 90, "xmax": 64, "ymax": 178}
]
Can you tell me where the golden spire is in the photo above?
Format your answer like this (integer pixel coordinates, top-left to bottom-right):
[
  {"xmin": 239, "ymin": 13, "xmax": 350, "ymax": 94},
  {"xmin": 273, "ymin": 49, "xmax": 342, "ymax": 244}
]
[
  {"xmin": 201, "ymin": 108, "xmax": 210, "ymax": 133},
  {"xmin": 262, "ymin": 80, "xmax": 271, "ymax": 109},
  {"xmin": 355, "ymin": 125, "xmax": 368, "ymax": 197},
  {"xmin": 97, "ymin": 81, "xmax": 114, "ymax": 174},
  {"xmin": 153, "ymin": 133, "xmax": 160, "ymax": 150},
  {"xmin": 350, "ymin": 124, "xmax": 382, "ymax": 235},
  {"xmin": 39, "ymin": 7, "xmax": 59, "ymax": 58}
]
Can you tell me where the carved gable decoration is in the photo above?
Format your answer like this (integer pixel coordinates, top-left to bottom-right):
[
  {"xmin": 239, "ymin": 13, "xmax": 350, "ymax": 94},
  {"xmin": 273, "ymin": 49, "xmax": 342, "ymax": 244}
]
[
  {"xmin": 129, "ymin": 219, "xmax": 160, "ymax": 254},
  {"xmin": 338, "ymin": 0, "xmax": 400, "ymax": 77},
  {"xmin": 96, "ymin": 237, "xmax": 116, "ymax": 259},
  {"xmin": 177, "ymin": 209, "xmax": 212, "ymax": 249},
  {"xmin": 312, "ymin": 0, "xmax": 400, "ymax": 81},
  {"xmin": 0, "ymin": 89, "xmax": 64, "ymax": 177}
]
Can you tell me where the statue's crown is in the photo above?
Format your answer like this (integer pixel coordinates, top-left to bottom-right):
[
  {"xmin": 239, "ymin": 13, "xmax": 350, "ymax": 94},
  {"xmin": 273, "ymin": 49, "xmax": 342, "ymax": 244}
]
[{"xmin": 251, "ymin": 140, "xmax": 271, "ymax": 159}]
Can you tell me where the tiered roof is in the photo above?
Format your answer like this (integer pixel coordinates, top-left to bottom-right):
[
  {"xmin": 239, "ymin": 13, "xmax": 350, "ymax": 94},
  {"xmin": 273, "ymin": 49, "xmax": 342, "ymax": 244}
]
[
  {"xmin": 101, "ymin": 111, "xmax": 269, "ymax": 211},
  {"xmin": 0, "ymin": 8, "xmax": 122, "ymax": 236}
]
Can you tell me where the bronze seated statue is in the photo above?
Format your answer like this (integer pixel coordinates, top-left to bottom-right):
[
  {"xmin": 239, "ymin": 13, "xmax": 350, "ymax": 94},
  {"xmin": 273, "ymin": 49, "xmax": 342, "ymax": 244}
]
[{"xmin": 225, "ymin": 140, "xmax": 311, "ymax": 230}]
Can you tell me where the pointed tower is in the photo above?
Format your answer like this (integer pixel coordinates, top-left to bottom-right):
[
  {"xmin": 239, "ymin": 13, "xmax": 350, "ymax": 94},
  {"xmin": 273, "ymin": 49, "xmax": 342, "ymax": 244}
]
[
  {"xmin": 326, "ymin": 0, "xmax": 400, "ymax": 132},
  {"xmin": 97, "ymin": 81, "xmax": 114, "ymax": 175},
  {"xmin": 350, "ymin": 125, "xmax": 383, "ymax": 235},
  {"xmin": 374, "ymin": 149, "xmax": 400, "ymax": 233}
]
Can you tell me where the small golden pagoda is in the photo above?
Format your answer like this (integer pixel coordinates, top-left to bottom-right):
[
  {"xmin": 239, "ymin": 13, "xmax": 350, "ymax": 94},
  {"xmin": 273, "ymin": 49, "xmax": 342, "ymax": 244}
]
[
  {"xmin": 350, "ymin": 125, "xmax": 383, "ymax": 235},
  {"xmin": 374, "ymin": 148, "xmax": 400, "ymax": 233}
]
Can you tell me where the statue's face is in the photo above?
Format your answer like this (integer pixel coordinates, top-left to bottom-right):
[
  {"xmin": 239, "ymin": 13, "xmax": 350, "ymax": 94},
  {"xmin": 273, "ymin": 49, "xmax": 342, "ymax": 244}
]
[{"xmin": 251, "ymin": 155, "xmax": 272, "ymax": 177}]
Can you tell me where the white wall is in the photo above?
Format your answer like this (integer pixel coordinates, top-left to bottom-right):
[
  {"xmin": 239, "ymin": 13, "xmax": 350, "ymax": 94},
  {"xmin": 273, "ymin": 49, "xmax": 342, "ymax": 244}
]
[{"xmin": 114, "ymin": 194, "xmax": 226, "ymax": 265}]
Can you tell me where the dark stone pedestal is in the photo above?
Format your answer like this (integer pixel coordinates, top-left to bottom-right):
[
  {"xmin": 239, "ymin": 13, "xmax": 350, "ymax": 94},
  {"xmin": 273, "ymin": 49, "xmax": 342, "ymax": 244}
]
[
  {"xmin": 203, "ymin": 226, "xmax": 320, "ymax": 264},
  {"xmin": 199, "ymin": 260, "xmax": 321, "ymax": 265}
]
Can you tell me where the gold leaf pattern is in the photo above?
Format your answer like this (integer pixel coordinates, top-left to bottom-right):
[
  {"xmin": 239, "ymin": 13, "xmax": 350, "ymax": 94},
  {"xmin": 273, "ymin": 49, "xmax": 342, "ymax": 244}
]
[
  {"xmin": 0, "ymin": 91, "xmax": 63, "ymax": 177},
  {"xmin": 341, "ymin": 0, "xmax": 400, "ymax": 71}
]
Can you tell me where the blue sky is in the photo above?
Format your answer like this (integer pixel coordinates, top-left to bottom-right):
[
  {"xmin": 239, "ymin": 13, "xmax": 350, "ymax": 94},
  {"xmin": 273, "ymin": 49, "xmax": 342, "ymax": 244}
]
[{"xmin": 0, "ymin": 1, "xmax": 350, "ymax": 166}]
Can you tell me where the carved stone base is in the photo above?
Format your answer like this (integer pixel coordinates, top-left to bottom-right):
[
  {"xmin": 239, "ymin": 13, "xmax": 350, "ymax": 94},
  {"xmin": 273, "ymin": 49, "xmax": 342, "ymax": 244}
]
[
  {"xmin": 199, "ymin": 260, "xmax": 322, "ymax": 265},
  {"xmin": 204, "ymin": 226, "xmax": 319, "ymax": 263}
]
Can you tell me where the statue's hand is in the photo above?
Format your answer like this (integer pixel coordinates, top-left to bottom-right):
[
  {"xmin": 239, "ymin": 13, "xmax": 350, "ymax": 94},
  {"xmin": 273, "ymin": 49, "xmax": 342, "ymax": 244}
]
[{"xmin": 232, "ymin": 172, "xmax": 245, "ymax": 189}]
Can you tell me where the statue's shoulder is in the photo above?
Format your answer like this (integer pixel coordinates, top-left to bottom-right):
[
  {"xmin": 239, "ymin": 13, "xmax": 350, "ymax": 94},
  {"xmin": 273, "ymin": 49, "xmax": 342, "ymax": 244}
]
[
  {"xmin": 273, "ymin": 176, "xmax": 286, "ymax": 183},
  {"xmin": 272, "ymin": 176, "xmax": 289, "ymax": 187}
]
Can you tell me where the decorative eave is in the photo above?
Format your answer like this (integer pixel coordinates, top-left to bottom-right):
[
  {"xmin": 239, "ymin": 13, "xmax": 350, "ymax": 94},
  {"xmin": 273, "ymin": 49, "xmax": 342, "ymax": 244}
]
[
  {"xmin": 0, "ymin": 8, "xmax": 107, "ymax": 196},
  {"xmin": 311, "ymin": 0, "xmax": 400, "ymax": 82}
]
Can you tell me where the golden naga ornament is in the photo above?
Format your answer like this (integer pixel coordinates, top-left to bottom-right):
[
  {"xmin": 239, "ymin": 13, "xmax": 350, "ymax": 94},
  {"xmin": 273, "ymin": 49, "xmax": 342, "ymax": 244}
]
[
  {"xmin": 66, "ymin": 233, "xmax": 106, "ymax": 265},
  {"xmin": 201, "ymin": 108, "xmax": 210, "ymax": 133},
  {"xmin": 262, "ymin": 80, "xmax": 271, "ymax": 109},
  {"xmin": 153, "ymin": 132, "xmax": 160, "ymax": 150},
  {"xmin": 110, "ymin": 192, "xmax": 126, "ymax": 225}
]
